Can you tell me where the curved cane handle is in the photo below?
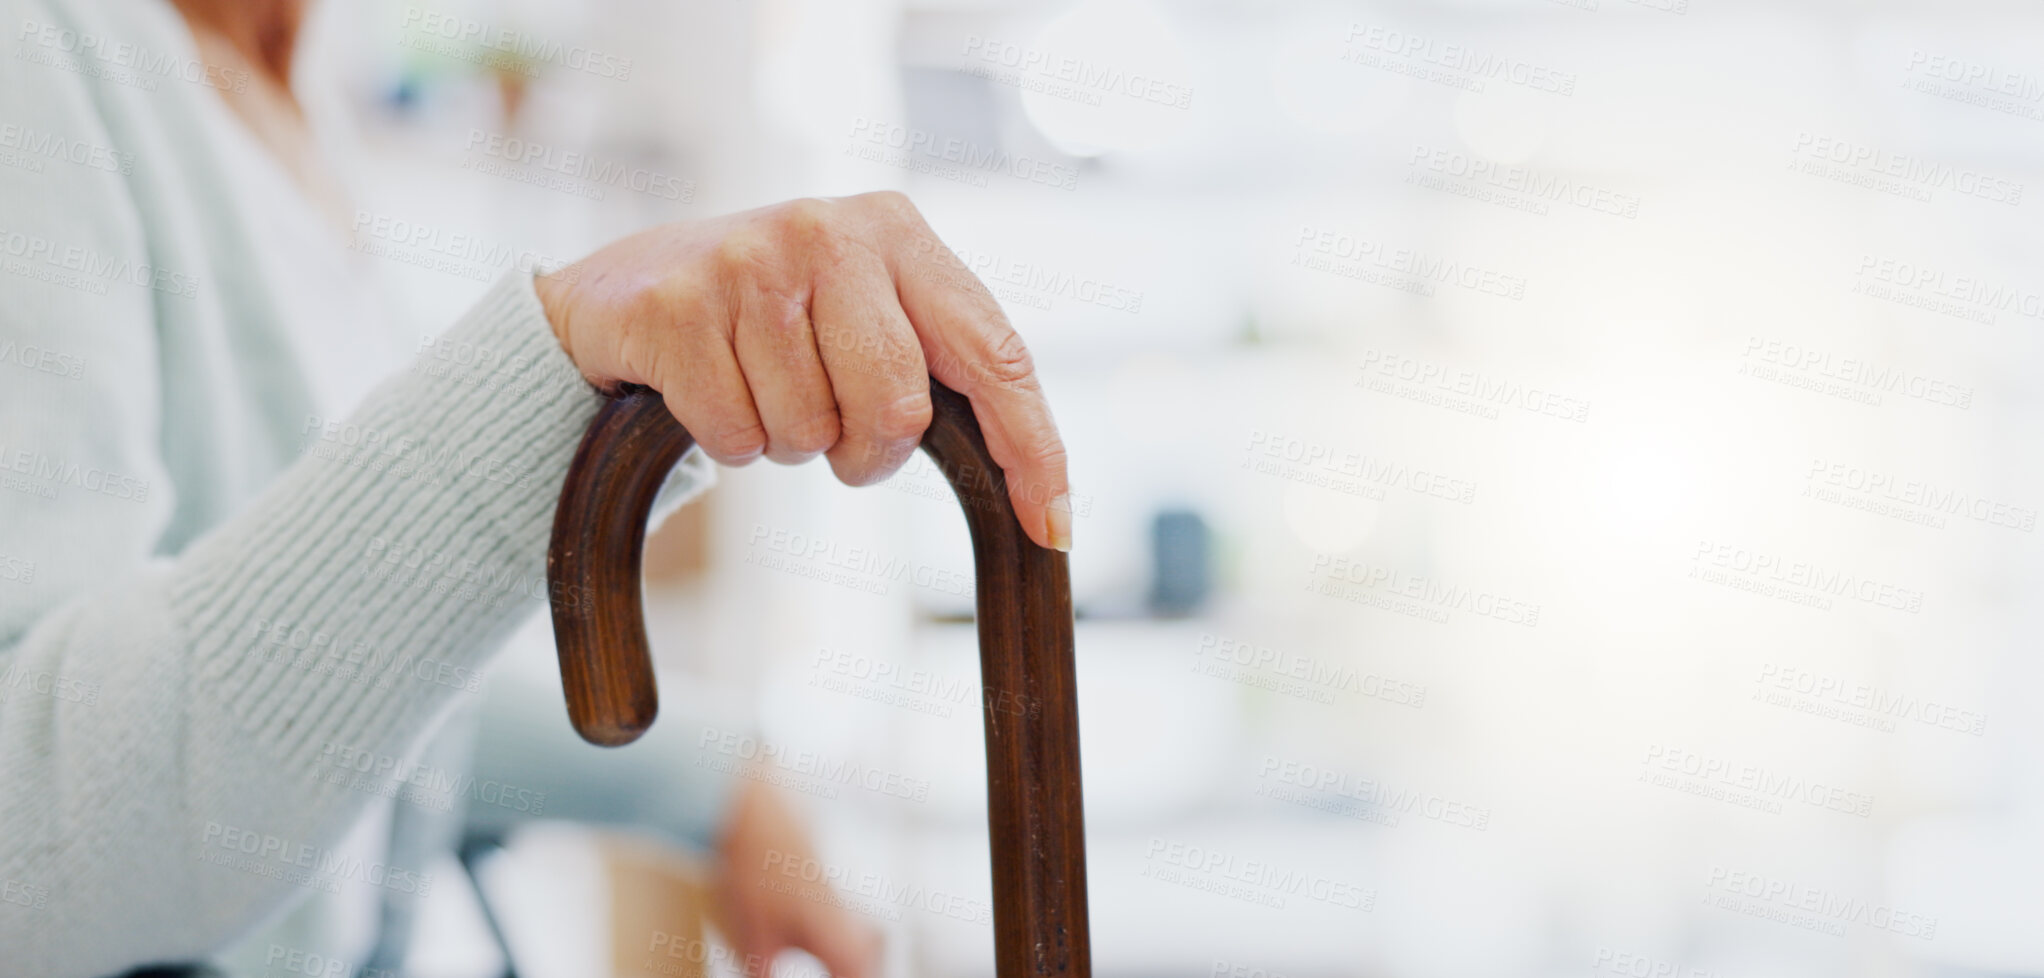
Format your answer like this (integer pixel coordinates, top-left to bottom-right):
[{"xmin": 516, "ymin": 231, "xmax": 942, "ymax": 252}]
[{"xmin": 546, "ymin": 380, "xmax": 1091, "ymax": 978}]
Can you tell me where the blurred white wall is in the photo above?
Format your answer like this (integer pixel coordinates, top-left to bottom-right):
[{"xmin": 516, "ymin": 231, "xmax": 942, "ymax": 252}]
[{"xmin": 298, "ymin": 0, "xmax": 2044, "ymax": 975}]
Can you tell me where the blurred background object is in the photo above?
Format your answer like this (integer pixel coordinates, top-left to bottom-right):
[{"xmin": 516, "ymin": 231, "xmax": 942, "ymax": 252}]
[
  {"xmin": 1149, "ymin": 509, "xmax": 1213, "ymax": 617},
  {"xmin": 291, "ymin": 0, "xmax": 2044, "ymax": 974}
]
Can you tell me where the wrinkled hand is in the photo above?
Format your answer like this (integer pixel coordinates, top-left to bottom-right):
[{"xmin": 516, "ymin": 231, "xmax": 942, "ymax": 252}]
[
  {"xmin": 535, "ymin": 192, "xmax": 1072, "ymax": 550},
  {"xmin": 715, "ymin": 779, "xmax": 883, "ymax": 978}
]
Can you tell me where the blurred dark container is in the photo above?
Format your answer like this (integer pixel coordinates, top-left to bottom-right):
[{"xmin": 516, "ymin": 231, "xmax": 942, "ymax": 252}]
[{"xmin": 1149, "ymin": 508, "xmax": 1210, "ymax": 617}]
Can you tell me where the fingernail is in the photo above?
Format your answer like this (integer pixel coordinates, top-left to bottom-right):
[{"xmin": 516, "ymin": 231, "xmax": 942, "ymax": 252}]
[{"xmin": 1046, "ymin": 493, "xmax": 1073, "ymax": 552}]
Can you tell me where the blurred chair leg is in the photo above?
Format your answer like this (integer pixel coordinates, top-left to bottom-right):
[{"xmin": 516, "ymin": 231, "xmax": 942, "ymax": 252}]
[{"xmin": 459, "ymin": 830, "xmax": 520, "ymax": 978}]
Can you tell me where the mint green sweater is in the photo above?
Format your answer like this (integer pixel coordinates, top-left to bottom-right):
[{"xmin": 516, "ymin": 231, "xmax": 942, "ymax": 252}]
[{"xmin": 0, "ymin": 1, "xmax": 709, "ymax": 973}]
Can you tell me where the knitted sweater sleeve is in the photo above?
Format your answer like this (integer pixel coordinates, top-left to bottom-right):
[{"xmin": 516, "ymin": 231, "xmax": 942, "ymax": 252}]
[
  {"xmin": 0, "ymin": 270, "xmax": 683, "ymax": 976},
  {"xmin": 0, "ymin": 13, "xmax": 707, "ymax": 972}
]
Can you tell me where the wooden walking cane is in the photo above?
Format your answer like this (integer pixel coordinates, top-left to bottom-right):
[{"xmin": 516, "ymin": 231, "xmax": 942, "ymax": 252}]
[{"xmin": 547, "ymin": 380, "xmax": 1092, "ymax": 978}]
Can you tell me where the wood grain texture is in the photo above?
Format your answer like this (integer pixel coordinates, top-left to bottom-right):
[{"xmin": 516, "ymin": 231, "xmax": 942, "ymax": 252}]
[
  {"xmin": 547, "ymin": 380, "xmax": 1092, "ymax": 978},
  {"xmin": 545, "ymin": 384, "xmax": 693, "ymax": 747}
]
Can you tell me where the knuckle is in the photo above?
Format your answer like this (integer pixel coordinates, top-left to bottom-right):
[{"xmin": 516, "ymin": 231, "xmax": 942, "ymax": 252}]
[
  {"xmin": 868, "ymin": 388, "xmax": 934, "ymax": 445},
  {"xmin": 977, "ymin": 331, "xmax": 1038, "ymax": 389},
  {"xmin": 760, "ymin": 301, "xmax": 814, "ymax": 354},
  {"xmin": 860, "ymin": 189, "xmax": 916, "ymax": 218},
  {"xmin": 618, "ymin": 277, "xmax": 664, "ymax": 321},
  {"xmin": 774, "ymin": 197, "xmax": 840, "ymax": 250},
  {"xmin": 613, "ymin": 329, "xmax": 659, "ymax": 389},
  {"xmin": 710, "ymin": 230, "xmax": 770, "ymax": 280},
  {"xmin": 900, "ymin": 234, "xmax": 970, "ymax": 289},
  {"xmin": 833, "ymin": 438, "xmax": 911, "ymax": 486},
  {"xmin": 622, "ymin": 295, "xmax": 711, "ymax": 382},
  {"xmin": 780, "ymin": 408, "xmax": 843, "ymax": 456},
  {"xmin": 1024, "ymin": 439, "xmax": 1069, "ymax": 473},
  {"xmin": 705, "ymin": 419, "xmax": 769, "ymax": 460},
  {"xmin": 834, "ymin": 325, "xmax": 921, "ymax": 383},
  {"xmin": 827, "ymin": 452, "xmax": 874, "ymax": 487}
]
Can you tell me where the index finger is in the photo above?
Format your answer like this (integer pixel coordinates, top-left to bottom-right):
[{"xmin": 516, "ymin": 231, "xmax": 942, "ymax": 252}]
[{"xmin": 849, "ymin": 192, "xmax": 1072, "ymax": 552}]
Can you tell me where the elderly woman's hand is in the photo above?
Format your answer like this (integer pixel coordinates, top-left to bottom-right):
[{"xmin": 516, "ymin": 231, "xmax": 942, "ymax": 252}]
[
  {"xmin": 714, "ymin": 778, "xmax": 884, "ymax": 978},
  {"xmin": 533, "ymin": 192, "xmax": 1072, "ymax": 551}
]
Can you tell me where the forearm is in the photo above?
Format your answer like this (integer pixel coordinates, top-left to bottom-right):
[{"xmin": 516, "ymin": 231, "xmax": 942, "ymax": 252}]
[{"xmin": 0, "ymin": 272, "xmax": 672, "ymax": 976}]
